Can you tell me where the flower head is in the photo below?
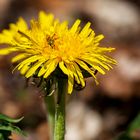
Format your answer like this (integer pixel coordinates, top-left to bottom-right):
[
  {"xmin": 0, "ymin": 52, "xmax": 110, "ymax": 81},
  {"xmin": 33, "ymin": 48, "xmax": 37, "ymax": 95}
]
[{"xmin": 0, "ymin": 11, "xmax": 116, "ymax": 94}]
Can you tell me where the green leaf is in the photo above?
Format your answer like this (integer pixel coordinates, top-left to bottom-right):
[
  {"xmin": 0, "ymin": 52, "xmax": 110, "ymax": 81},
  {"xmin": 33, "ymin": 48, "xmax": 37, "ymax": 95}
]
[
  {"xmin": 0, "ymin": 130, "xmax": 11, "ymax": 140},
  {"xmin": 0, "ymin": 125, "xmax": 26, "ymax": 136},
  {"xmin": 0, "ymin": 133, "xmax": 5, "ymax": 140},
  {"xmin": 0, "ymin": 114, "xmax": 27, "ymax": 139},
  {"xmin": 127, "ymin": 114, "xmax": 140, "ymax": 134},
  {"xmin": 114, "ymin": 132, "xmax": 132, "ymax": 140},
  {"xmin": 114, "ymin": 113, "xmax": 140, "ymax": 140},
  {"xmin": 0, "ymin": 114, "xmax": 24, "ymax": 123}
]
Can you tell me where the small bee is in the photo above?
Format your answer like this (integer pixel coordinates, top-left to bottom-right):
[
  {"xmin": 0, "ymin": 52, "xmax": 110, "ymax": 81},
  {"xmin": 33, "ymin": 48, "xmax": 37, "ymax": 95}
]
[
  {"xmin": 47, "ymin": 37, "xmax": 55, "ymax": 47},
  {"xmin": 46, "ymin": 34, "xmax": 58, "ymax": 48}
]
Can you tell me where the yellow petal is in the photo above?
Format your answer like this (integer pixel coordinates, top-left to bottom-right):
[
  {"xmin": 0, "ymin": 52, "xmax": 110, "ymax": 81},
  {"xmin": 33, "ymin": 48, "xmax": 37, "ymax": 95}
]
[
  {"xmin": 69, "ymin": 64, "xmax": 80, "ymax": 84},
  {"xmin": 38, "ymin": 59, "xmax": 56, "ymax": 76},
  {"xmin": 82, "ymin": 58, "xmax": 105, "ymax": 74},
  {"xmin": 43, "ymin": 60, "xmax": 58, "ymax": 78},
  {"xmin": 92, "ymin": 65, "xmax": 105, "ymax": 74},
  {"xmin": 17, "ymin": 17, "xmax": 28, "ymax": 31},
  {"xmin": 96, "ymin": 47, "xmax": 116, "ymax": 53},
  {"xmin": 82, "ymin": 31, "xmax": 95, "ymax": 45},
  {"xmin": 66, "ymin": 63, "xmax": 80, "ymax": 85},
  {"xmin": 70, "ymin": 19, "xmax": 81, "ymax": 34},
  {"xmin": 25, "ymin": 60, "xmax": 45, "ymax": 78},
  {"xmin": 94, "ymin": 35, "xmax": 104, "ymax": 43},
  {"xmin": 65, "ymin": 63, "xmax": 74, "ymax": 94},
  {"xmin": 17, "ymin": 55, "xmax": 41, "ymax": 70},
  {"xmin": 80, "ymin": 22, "xmax": 91, "ymax": 37},
  {"xmin": 93, "ymin": 52, "xmax": 115, "ymax": 64},
  {"xmin": 0, "ymin": 48, "xmax": 17, "ymax": 55},
  {"xmin": 75, "ymin": 59, "xmax": 99, "ymax": 84},
  {"xmin": 38, "ymin": 66, "xmax": 46, "ymax": 77},
  {"xmin": 12, "ymin": 53, "xmax": 28, "ymax": 62},
  {"xmin": 0, "ymin": 34, "xmax": 12, "ymax": 44},
  {"xmin": 102, "ymin": 55, "xmax": 117, "ymax": 64},
  {"xmin": 20, "ymin": 63, "xmax": 30, "ymax": 75},
  {"xmin": 59, "ymin": 61, "xmax": 69, "ymax": 75},
  {"xmin": 39, "ymin": 11, "xmax": 54, "ymax": 29},
  {"xmin": 83, "ymin": 56, "xmax": 110, "ymax": 70},
  {"xmin": 73, "ymin": 62, "xmax": 85, "ymax": 87},
  {"xmin": 67, "ymin": 74, "xmax": 74, "ymax": 94},
  {"xmin": 59, "ymin": 21, "xmax": 68, "ymax": 31},
  {"xmin": 38, "ymin": 60, "xmax": 53, "ymax": 76},
  {"xmin": 0, "ymin": 17, "xmax": 28, "ymax": 45}
]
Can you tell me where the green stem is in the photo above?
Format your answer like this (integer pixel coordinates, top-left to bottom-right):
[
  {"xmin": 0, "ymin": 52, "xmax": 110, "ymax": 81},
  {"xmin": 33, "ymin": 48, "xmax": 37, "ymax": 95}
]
[
  {"xmin": 54, "ymin": 78, "xmax": 66, "ymax": 140},
  {"xmin": 44, "ymin": 95, "xmax": 55, "ymax": 140}
]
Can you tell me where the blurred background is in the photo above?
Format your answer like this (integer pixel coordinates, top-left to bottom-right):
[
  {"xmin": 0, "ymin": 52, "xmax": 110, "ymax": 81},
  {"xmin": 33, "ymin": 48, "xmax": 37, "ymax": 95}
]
[{"xmin": 0, "ymin": 0, "xmax": 140, "ymax": 140}]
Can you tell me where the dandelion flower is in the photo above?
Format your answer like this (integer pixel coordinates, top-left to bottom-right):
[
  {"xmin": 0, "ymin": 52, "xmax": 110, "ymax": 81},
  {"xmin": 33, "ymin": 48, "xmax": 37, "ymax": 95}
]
[{"xmin": 0, "ymin": 11, "xmax": 116, "ymax": 94}]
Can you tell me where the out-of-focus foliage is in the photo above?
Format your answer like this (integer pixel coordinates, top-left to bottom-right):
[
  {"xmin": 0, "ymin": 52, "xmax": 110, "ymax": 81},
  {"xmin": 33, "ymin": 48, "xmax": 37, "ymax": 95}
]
[
  {"xmin": 115, "ymin": 113, "xmax": 140, "ymax": 140},
  {"xmin": 0, "ymin": 114, "xmax": 26, "ymax": 140}
]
